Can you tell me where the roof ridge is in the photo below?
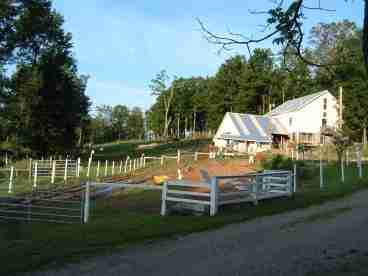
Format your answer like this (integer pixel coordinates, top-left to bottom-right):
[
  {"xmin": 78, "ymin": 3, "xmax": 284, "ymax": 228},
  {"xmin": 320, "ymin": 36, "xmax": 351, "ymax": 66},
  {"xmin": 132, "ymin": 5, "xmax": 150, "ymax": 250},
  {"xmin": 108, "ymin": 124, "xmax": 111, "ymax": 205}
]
[{"xmin": 269, "ymin": 90, "xmax": 330, "ymax": 115}]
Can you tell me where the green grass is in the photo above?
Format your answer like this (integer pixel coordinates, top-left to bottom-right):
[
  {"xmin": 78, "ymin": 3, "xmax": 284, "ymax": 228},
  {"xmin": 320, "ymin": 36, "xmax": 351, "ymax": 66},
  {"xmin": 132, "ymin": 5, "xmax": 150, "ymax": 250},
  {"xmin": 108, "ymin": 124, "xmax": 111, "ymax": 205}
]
[
  {"xmin": 92, "ymin": 139, "xmax": 211, "ymax": 160},
  {"xmin": 1, "ymin": 163, "xmax": 368, "ymax": 275}
]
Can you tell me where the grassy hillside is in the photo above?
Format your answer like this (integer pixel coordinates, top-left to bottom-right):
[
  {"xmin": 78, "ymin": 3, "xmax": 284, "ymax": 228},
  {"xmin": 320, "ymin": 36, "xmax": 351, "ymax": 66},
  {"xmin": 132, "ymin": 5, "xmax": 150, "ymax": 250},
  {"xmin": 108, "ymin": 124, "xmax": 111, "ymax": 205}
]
[
  {"xmin": 1, "ymin": 163, "xmax": 368, "ymax": 275},
  {"xmin": 91, "ymin": 139, "xmax": 212, "ymax": 160}
]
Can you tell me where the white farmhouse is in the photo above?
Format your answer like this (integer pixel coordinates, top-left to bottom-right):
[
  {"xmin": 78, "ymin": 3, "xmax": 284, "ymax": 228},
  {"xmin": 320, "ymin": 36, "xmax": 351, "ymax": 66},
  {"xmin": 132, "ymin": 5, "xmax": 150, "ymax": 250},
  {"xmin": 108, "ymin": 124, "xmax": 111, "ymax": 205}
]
[{"xmin": 214, "ymin": 90, "xmax": 339, "ymax": 153}]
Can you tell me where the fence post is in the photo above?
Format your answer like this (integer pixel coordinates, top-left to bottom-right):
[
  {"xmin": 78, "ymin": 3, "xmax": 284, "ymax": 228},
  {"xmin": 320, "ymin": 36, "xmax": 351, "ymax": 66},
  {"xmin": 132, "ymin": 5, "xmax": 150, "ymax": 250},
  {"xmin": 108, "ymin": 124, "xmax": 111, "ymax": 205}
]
[
  {"xmin": 28, "ymin": 158, "xmax": 32, "ymax": 181},
  {"xmin": 64, "ymin": 159, "xmax": 68, "ymax": 182},
  {"xmin": 8, "ymin": 166, "xmax": 14, "ymax": 194},
  {"xmin": 161, "ymin": 181, "xmax": 168, "ymax": 216},
  {"xmin": 129, "ymin": 159, "xmax": 132, "ymax": 172},
  {"xmin": 119, "ymin": 160, "xmax": 123, "ymax": 173},
  {"xmin": 77, "ymin": 158, "xmax": 81, "ymax": 177},
  {"xmin": 143, "ymin": 157, "xmax": 146, "ymax": 168},
  {"xmin": 161, "ymin": 155, "xmax": 164, "ymax": 166},
  {"xmin": 177, "ymin": 150, "xmax": 181, "ymax": 164},
  {"xmin": 133, "ymin": 159, "xmax": 136, "ymax": 171},
  {"xmin": 86, "ymin": 157, "xmax": 92, "ymax": 177},
  {"xmin": 33, "ymin": 162, "xmax": 38, "ymax": 188},
  {"xmin": 341, "ymin": 157, "xmax": 345, "ymax": 183},
  {"xmin": 194, "ymin": 152, "xmax": 198, "ymax": 161},
  {"xmin": 51, "ymin": 161, "xmax": 56, "ymax": 184},
  {"xmin": 112, "ymin": 161, "xmax": 115, "ymax": 175},
  {"xmin": 96, "ymin": 160, "xmax": 100, "ymax": 178},
  {"xmin": 293, "ymin": 164, "xmax": 297, "ymax": 193},
  {"xmin": 104, "ymin": 160, "xmax": 108, "ymax": 176},
  {"xmin": 83, "ymin": 182, "xmax": 90, "ymax": 223},
  {"xmin": 124, "ymin": 157, "xmax": 129, "ymax": 173},
  {"xmin": 210, "ymin": 177, "xmax": 218, "ymax": 216},
  {"xmin": 253, "ymin": 175, "xmax": 259, "ymax": 206}
]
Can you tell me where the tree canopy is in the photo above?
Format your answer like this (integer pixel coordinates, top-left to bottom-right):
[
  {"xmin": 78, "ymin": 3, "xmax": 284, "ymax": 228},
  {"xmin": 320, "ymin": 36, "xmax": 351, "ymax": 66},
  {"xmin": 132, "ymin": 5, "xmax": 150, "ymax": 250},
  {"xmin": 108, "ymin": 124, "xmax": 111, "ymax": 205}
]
[
  {"xmin": 0, "ymin": 0, "xmax": 90, "ymax": 156},
  {"xmin": 148, "ymin": 20, "xmax": 368, "ymax": 142}
]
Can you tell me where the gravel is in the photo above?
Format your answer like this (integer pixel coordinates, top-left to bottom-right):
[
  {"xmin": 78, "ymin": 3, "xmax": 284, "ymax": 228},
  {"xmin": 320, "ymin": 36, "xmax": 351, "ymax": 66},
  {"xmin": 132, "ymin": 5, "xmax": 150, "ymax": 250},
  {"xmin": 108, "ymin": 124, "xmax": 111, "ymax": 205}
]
[{"xmin": 27, "ymin": 189, "xmax": 368, "ymax": 276}]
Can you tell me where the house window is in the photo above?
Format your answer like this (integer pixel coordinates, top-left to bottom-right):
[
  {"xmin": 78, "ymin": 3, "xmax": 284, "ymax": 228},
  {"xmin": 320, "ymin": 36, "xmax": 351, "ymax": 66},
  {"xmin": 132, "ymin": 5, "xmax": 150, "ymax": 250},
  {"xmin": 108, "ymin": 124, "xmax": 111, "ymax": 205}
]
[
  {"xmin": 323, "ymin": 98, "xmax": 327, "ymax": 110},
  {"xmin": 322, "ymin": 119, "xmax": 327, "ymax": 127},
  {"xmin": 289, "ymin": 117, "xmax": 292, "ymax": 126}
]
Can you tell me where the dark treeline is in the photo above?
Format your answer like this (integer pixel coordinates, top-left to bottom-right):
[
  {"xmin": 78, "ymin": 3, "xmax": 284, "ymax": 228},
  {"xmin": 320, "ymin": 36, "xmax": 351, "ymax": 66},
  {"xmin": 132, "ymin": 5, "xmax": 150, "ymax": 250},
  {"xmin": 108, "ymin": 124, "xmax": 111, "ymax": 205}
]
[
  {"xmin": 148, "ymin": 20, "xmax": 368, "ymax": 142},
  {"xmin": 88, "ymin": 105, "xmax": 144, "ymax": 145},
  {"xmin": 0, "ymin": 0, "xmax": 90, "ymax": 156}
]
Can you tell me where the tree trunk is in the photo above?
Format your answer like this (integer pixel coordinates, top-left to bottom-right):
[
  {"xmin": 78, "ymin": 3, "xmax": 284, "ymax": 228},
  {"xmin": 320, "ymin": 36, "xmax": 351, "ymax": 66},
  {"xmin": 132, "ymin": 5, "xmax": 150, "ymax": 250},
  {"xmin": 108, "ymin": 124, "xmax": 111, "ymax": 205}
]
[
  {"xmin": 177, "ymin": 114, "xmax": 180, "ymax": 138},
  {"xmin": 164, "ymin": 109, "xmax": 169, "ymax": 138},
  {"xmin": 78, "ymin": 128, "xmax": 82, "ymax": 147},
  {"xmin": 193, "ymin": 111, "xmax": 197, "ymax": 138}
]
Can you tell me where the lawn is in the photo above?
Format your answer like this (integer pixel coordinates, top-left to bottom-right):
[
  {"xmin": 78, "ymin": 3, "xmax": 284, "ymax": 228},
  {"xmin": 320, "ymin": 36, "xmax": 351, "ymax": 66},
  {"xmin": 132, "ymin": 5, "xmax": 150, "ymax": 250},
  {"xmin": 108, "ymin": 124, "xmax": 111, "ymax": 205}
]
[
  {"xmin": 1, "ymin": 162, "xmax": 368, "ymax": 275},
  {"xmin": 91, "ymin": 138, "xmax": 212, "ymax": 160}
]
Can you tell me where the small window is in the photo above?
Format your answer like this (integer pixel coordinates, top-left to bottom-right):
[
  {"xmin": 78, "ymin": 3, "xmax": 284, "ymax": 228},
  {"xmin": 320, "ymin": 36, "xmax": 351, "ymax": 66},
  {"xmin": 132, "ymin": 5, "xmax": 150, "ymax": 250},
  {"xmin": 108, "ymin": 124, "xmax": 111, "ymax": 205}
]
[
  {"xmin": 323, "ymin": 112, "xmax": 327, "ymax": 118},
  {"xmin": 323, "ymin": 98, "xmax": 327, "ymax": 110},
  {"xmin": 322, "ymin": 119, "xmax": 327, "ymax": 127},
  {"xmin": 289, "ymin": 117, "xmax": 292, "ymax": 126}
]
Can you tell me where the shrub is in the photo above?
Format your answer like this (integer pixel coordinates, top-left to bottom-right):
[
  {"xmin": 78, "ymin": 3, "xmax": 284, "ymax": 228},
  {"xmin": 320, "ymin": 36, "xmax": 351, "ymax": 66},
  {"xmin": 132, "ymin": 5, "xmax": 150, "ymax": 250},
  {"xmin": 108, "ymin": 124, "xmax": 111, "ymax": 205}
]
[{"xmin": 262, "ymin": 154, "xmax": 293, "ymax": 171}]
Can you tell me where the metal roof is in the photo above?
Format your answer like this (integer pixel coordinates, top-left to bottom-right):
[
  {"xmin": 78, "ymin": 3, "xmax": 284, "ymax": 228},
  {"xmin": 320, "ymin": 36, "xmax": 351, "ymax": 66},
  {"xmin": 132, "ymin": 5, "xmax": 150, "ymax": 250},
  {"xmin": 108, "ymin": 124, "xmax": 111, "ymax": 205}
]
[
  {"xmin": 218, "ymin": 113, "xmax": 288, "ymax": 143},
  {"xmin": 269, "ymin": 90, "xmax": 329, "ymax": 116}
]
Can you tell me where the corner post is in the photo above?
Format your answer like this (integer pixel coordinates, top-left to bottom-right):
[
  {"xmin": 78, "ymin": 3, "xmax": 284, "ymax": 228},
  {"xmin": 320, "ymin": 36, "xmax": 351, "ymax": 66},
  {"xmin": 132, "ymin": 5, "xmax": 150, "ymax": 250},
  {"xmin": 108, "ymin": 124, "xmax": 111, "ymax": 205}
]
[
  {"xmin": 161, "ymin": 181, "xmax": 168, "ymax": 216},
  {"xmin": 210, "ymin": 177, "xmax": 218, "ymax": 216},
  {"xmin": 83, "ymin": 182, "xmax": 90, "ymax": 223}
]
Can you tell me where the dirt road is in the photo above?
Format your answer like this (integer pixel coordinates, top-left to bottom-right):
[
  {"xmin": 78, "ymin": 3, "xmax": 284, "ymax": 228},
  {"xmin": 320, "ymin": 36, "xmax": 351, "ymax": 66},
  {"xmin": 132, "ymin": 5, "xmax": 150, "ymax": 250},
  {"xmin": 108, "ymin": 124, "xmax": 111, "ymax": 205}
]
[{"xmin": 28, "ymin": 190, "xmax": 368, "ymax": 276}]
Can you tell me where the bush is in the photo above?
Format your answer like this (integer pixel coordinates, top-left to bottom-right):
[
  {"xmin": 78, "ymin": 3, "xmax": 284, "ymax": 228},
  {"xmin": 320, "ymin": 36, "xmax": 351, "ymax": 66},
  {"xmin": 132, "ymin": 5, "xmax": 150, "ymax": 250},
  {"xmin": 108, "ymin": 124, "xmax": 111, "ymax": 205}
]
[
  {"xmin": 262, "ymin": 154, "xmax": 316, "ymax": 180},
  {"xmin": 262, "ymin": 154, "xmax": 293, "ymax": 171}
]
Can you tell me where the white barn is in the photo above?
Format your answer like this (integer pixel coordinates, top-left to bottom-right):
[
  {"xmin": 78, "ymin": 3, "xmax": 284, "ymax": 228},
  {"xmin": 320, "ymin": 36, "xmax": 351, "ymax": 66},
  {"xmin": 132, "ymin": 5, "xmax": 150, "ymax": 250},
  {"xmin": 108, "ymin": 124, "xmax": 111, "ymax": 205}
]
[{"xmin": 214, "ymin": 90, "xmax": 339, "ymax": 153}]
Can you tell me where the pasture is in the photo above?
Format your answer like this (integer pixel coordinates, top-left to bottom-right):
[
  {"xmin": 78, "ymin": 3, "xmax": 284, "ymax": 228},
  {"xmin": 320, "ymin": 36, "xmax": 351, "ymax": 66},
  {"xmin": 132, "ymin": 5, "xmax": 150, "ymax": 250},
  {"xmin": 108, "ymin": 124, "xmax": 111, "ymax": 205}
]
[{"xmin": 1, "ymin": 156, "xmax": 368, "ymax": 275}]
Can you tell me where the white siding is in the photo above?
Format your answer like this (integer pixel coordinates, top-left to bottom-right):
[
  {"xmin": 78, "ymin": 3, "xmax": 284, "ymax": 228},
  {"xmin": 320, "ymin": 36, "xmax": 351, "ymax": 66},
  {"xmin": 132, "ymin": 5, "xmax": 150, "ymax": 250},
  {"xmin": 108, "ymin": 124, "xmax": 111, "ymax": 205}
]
[
  {"xmin": 271, "ymin": 92, "xmax": 338, "ymax": 135},
  {"xmin": 213, "ymin": 113, "xmax": 240, "ymax": 149}
]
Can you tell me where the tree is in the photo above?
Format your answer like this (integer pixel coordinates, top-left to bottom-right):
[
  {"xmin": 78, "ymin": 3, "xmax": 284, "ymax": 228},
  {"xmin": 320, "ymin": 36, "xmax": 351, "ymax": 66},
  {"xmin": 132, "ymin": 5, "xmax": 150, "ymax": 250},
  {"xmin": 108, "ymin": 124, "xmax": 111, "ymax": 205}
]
[
  {"xmin": 149, "ymin": 70, "xmax": 175, "ymax": 138},
  {"xmin": 2, "ymin": 2, "xmax": 90, "ymax": 154},
  {"xmin": 208, "ymin": 55, "xmax": 247, "ymax": 128},
  {"xmin": 112, "ymin": 105, "xmax": 129, "ymax": 140},
  {"xmin": 127, "ymin": 107, "xmax": 144, "ymax": 139},
  {"xmin": 198, "ymin": 1, "xmax": 368, "ymax": 72}
]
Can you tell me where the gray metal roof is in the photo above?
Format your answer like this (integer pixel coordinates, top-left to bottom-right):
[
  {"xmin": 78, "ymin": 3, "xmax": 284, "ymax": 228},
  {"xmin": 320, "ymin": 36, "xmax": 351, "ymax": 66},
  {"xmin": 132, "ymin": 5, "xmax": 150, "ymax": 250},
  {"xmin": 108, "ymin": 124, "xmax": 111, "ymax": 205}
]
[
  {"xmin": 218, "ymin": 113, "xmax": 288, "ymax": 143},
  {"xmin": 269, "ymin": 90, "xmax": 329, "ymax": 116}
]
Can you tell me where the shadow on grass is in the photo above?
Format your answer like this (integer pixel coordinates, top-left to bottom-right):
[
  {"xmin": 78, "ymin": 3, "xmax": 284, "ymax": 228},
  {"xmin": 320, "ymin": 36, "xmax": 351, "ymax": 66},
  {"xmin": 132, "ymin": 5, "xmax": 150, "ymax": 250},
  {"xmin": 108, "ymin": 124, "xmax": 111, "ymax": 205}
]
[{"xmin": 1, "ymin": 164, "xmax": 368, "ymax": 275}]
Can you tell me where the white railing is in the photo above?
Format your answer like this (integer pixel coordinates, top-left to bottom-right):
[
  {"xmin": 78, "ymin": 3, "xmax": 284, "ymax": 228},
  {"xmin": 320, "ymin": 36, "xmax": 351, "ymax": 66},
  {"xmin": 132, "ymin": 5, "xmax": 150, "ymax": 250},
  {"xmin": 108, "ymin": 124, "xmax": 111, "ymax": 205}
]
[
  {"xmin": 0, "ymin": 183, "xmax": 86, "ymax": 224},
  {"xmin": 161, "ymin": 170, "xmax": 295, "ymax": 216}
]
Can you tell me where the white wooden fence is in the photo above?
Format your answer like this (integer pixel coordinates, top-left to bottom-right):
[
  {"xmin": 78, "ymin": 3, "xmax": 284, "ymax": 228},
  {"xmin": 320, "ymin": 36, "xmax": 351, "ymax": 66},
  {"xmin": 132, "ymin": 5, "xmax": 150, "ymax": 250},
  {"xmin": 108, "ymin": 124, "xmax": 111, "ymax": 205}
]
[{"xmin": 161, "ymin": 170, "xmax": 294, "ymax": 216}]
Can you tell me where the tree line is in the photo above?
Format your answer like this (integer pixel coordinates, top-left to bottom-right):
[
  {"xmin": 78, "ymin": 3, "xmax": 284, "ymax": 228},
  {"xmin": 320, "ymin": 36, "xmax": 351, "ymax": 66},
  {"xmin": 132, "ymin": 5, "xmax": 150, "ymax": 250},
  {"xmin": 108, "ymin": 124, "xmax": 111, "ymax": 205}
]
[
  {"xmin": 0, "ymin": 0, "xmax": 90, "ymax": 156},
  {"xmin": 88, "ymin": 105, "xmax": 144, "ymax": 144},
  {"xmin": 148, "ymin": 20, "xmax": 368, "ymax": 142}
]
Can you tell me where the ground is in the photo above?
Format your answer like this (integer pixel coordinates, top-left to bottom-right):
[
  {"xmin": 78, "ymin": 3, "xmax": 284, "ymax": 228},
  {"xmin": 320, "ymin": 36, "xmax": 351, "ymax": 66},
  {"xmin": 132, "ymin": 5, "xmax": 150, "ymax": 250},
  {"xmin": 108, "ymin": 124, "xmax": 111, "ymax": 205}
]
[
  {"xmin": 1, "ymin": 139, "xmax": 368, "ymax": 275},
  {"xmin": 25, "ymin": 189, "xmax": 368, "ymax": 276}
]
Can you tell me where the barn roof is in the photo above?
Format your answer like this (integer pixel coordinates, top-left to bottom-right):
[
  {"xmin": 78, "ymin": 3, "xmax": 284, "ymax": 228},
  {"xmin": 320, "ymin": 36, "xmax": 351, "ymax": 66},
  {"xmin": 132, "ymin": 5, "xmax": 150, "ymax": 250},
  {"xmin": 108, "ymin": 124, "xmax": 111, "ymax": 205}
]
[
  {"xmin": 269, "ymin": 90, "xmax": 330, "ymax": 116},
  {"xmin": 218, "ymin": 113, "xmax": 288, "ymax": 143}
]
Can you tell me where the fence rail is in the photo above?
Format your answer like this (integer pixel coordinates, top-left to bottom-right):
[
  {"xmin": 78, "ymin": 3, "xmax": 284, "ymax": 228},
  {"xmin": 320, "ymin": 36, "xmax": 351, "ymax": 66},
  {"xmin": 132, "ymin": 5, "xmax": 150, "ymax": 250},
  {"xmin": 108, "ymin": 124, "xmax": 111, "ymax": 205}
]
[
  {"xmin": 0, "ymin": 183, "xmax": 86, "ymax": 224},
  {"xmin": 161, "ymin": 170, "xmax": 294, "ymax": 216}
]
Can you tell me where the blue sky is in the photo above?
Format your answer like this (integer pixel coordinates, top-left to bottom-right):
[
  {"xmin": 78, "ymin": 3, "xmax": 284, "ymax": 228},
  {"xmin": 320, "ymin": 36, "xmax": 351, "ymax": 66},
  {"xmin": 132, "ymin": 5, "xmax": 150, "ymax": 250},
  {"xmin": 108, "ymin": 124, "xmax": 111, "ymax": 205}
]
[{"xmin": 52, "ymin": 0, "xmax": 364, "ymax": 112}]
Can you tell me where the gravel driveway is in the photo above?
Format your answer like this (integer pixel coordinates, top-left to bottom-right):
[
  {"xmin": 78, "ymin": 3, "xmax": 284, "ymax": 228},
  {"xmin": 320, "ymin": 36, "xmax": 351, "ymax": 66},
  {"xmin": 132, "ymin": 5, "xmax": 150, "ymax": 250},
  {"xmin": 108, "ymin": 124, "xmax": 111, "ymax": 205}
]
[{"xmin": 27, "ymin": 190, "xmax": 368, "ymax": 276}]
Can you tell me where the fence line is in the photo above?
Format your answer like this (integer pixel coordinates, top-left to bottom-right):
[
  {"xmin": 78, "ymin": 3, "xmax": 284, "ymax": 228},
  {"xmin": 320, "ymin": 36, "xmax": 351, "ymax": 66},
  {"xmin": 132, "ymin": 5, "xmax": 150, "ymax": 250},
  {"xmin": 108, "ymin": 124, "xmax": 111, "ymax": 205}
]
[{"xmin": 161, "ymin": 170, "xmax": 294, "ymax": 216}]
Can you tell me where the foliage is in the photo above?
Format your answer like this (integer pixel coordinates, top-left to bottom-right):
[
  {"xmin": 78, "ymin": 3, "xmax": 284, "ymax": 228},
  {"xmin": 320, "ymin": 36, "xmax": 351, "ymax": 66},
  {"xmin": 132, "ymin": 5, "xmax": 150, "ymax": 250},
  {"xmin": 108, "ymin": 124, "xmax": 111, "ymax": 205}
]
[
  {"xmin": 262, "ymin": 154, "xmax": 293, "ymax": 171},
  {"xmin": 0, "ymin": 0, "xmax": 90, "ymax": 155},
  {"xmin": 89, "ymin": 105, "xmax": 144, "ymax": 144},
  {"xmin": 148, "ymin": 20, "xmax": 368, "ymax": 145}
]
